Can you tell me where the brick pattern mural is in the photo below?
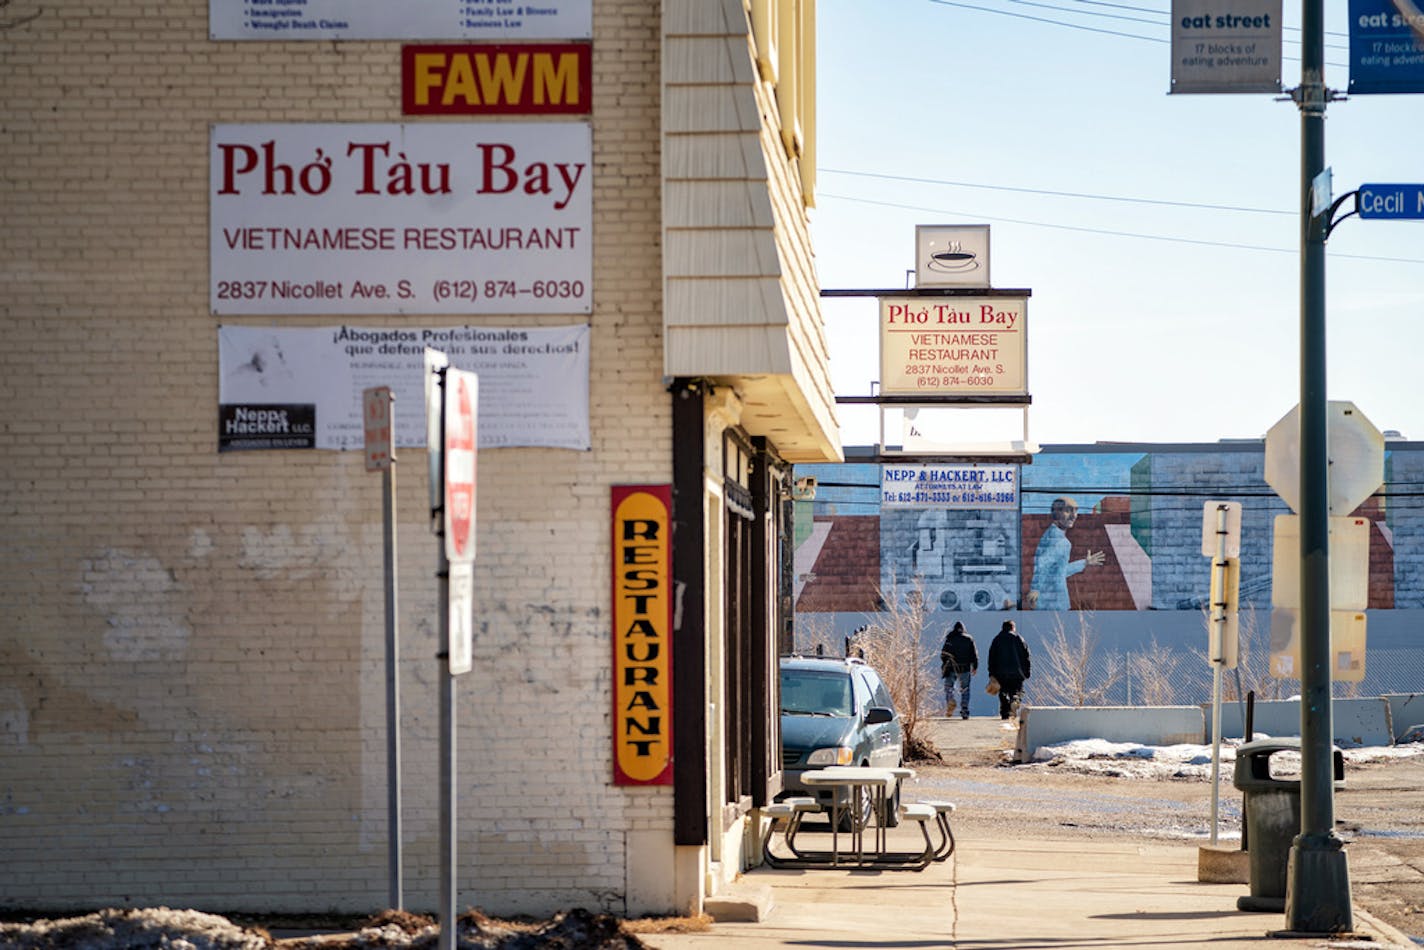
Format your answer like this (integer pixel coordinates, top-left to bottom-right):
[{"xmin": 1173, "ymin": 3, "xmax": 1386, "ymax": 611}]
[{"xmin": 796, "ymin": 442, "xmax": 1410, "ymax": 614}]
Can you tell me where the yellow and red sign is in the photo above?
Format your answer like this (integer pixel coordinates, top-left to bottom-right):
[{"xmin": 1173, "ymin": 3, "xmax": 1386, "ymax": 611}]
[
  {"xmin": 402, "ymin": 43, "xmax": 592, "ymax": 115},
  {"xmin": 611, "ymin": 485, "xmax": 673, "ymax": 785}
]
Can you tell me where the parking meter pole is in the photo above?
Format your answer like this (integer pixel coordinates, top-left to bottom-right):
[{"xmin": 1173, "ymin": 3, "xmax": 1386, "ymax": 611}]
[
  {"xmin": 383, "ymin": 461, "xmax": 404, "ymax": 911},
  {"xmin": 439, "ymin": 553, "xmax": 456, "ymax": 950},
  {"xmin": 1209, "ymin": 505, "xmax": 1229, "ymax": 847},
  {"xmin": 1285, "ymin": 0, "xmax": 1353, "ymax": 929},
  {"xmin": 436, "ymin": 373, "xmax": 458, "ymax": 950}
]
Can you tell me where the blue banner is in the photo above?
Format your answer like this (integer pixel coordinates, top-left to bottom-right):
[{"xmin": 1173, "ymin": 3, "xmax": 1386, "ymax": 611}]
[{"xmin": 1349, "ymin": 0, "xmax": 1424, "ymax": 93}]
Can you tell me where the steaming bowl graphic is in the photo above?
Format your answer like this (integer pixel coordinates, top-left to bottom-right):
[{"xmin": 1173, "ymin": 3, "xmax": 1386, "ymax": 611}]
[{"xmin": 927, "ymin": 249, "xmax": 979, "ymax": 273}]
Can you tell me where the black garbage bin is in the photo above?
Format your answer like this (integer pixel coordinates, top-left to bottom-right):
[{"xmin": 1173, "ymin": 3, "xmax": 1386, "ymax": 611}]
[{"xmin": 1232, "ymin": 737, "xmax": 1345, "ymax": 913}]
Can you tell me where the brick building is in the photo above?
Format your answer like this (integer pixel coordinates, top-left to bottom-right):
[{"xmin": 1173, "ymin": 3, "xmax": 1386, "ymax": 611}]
[{"xmin": 1, "ymin": 0, "xmax": 838, "ymax": 919}]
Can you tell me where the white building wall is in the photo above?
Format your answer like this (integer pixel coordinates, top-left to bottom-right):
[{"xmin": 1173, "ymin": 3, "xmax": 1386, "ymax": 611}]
[{"xmin": 0, "ymin": 0, "xmax": 680, "ymax": 917}]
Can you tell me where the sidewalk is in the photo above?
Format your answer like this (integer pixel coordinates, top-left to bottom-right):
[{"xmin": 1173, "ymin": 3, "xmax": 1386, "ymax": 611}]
[{"xmin": 641, "ymin": 825, "xmax": 1416, "ymax": 949}]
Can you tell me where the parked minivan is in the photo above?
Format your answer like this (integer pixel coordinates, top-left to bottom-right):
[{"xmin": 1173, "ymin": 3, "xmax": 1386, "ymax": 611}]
[{"xmin": 778, "ymin": 654, "xmax": 904, "ymax": 829}]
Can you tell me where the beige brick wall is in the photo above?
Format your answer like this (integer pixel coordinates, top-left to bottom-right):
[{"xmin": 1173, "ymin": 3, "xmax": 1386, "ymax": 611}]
[{"xmin": 0, "ymin": 0, "xmax": 676, "ymax": 916}]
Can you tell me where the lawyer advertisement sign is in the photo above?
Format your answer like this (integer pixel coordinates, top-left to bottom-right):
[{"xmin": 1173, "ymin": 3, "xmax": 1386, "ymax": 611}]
[
  {"xmin": 218, "ymin": 324, "xmax": 590, "ymax": 452},
  {"xmin": 211, "ymin": 0, "xmax": 591, "ymax": 41}
]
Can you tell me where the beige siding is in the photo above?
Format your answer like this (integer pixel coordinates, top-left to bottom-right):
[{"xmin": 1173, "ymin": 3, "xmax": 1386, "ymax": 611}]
[{"xmin": 663, "ymin": 0, "xmax": 840, "ymax": 463}]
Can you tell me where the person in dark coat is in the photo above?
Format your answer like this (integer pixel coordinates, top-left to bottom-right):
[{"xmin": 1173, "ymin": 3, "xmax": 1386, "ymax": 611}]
[
  {"xmin": 987, "ymin": 620, "xmax": 1031, "ymax": 720},
  {"xmin": 939, "ymin": 621, "xmax": 978, "ymax": 720}
]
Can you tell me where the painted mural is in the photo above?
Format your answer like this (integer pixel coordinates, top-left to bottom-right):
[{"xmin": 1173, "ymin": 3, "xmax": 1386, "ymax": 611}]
[{"xmin": 794, "ymin": 441, "xmax": 1405, "ymax": 615}]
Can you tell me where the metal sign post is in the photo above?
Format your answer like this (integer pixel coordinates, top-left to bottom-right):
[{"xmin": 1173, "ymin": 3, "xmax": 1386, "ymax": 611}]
[
  {"xmin": 1286, "ymin": 0, "xmax": 1353, "ymax": 925},
  {"xmin": 425, "ymin": 353, "xmax": 478, "ymax": 950},
  {"xmin": 1201, "ymin": 502, "xmax": 1240, "ymax": 846},
  {"xmin": 363, "ymin": 385, "xmax": 403, "ymax": 911},
  {"xmin": 1264, "ymin": 401, "xmax": 1381, "ymax": 931},
  {"xmin": 423, "ymin": 352, "xmax": 456, "ymax": 950}
]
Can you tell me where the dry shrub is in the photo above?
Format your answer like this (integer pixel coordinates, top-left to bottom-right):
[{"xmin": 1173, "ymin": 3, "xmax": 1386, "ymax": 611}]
[
  {"xmin": 1037, "ymin": 613, "xmax": 1122, "ymax": 707},
  {"xmin": 1128, "ymin": 637, "xmax": 1183, "ymax": 706},
  {"xmin": 621, "ymin": 914, "xmax": 714, "ymax": 934},
  {"xmin": 853, "ymin": 576, "xmax": 938, "ymax": 753}
]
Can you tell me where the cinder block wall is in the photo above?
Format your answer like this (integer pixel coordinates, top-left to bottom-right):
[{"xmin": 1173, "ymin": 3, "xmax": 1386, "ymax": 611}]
[{"xmin": 0, "ymin": 1, "xmax": 671, "ymax": 916}]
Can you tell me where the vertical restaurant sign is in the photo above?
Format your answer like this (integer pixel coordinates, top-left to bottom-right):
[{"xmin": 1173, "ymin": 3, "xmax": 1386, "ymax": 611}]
[
  {"xmin": 210, "ymin": 123, "xmax": 591, "ymax": 315},
  {"xmin": 1170, "ymin": 0, "xmax": 1283, "ymax": 93},
  {"xmin": 612, "ymin": 485, "xmax": 673, "ymax": 786},
  {"xmin": 1349, "ymin": 0, "xmax": 1424, "ymax": 93},
  {"xmin": 878, "ymin": 296, "xmax": 1027, "ymax": 396},
  {"xmin": 403, "ymin": 43, "xmax": 592, "ymax": 115},
  {"xmin": 210, "ymin": 0, "xmax": 592, "ymax": 41}
]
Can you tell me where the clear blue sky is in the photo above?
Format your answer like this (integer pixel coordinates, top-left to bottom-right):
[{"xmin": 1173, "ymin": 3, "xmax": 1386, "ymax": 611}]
[{"xmin": 812, "ymin": 0, "xmax": 1424, "ymax": 448}]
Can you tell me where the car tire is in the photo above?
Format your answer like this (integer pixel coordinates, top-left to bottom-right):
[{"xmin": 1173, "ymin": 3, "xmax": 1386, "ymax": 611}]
[{"xmin": 881, "ymin": 780, "xmax": 902, "ymax": 827}]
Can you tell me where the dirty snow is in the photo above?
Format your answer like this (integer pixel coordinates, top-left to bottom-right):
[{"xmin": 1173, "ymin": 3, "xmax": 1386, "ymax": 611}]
[
  {"xmin": 0, "ymin": 908, "xmax": 270, "ymax": 950},
  {"xmin": 1028, "ymin": 734, "xmax": 1424, "ymax": 781}
]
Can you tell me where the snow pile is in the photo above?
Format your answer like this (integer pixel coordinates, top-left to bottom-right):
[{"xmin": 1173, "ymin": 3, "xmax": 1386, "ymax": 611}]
[
  {"xmin": 1029, "ymin": 735, "xmax": 1424, "ymax": 781},
  {"xmin": 0, "ymin": 907, "xmax": 271, "ymax": 950},
  {"xmin": 0, "ymin": 907, "xmax": 650, "ymax": 950}
]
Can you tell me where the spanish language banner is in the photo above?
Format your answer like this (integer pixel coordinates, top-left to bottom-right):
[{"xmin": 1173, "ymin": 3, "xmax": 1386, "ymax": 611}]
[{"xmin": 218, "ymin": 324, "xmax": 590, "ymax": 452}]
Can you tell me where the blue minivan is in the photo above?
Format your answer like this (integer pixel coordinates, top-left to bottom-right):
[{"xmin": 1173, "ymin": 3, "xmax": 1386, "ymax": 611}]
[{"xmin": 778, "ymin": 654, "xmax": 904, "ymax": 829}]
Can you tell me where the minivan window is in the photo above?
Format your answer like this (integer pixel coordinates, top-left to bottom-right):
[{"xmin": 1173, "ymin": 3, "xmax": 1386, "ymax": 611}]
[
  {"xmin": 865, "ymin": 669, "xmax": 892, "ymax": 708},
  {"xmin": 851, "ymin": 670, "xmax": 873, "ymax": 713},
  {"xmin": 780, "ymin": 669, "xmax": 853, "ymax": 717}
]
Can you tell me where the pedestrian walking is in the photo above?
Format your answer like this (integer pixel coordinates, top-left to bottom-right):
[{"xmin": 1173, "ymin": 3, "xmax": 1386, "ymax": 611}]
[
  {"xmin": 939, "ymin": 621, "xmax": 978, "ymax": 719},
  {"xmin": 987, "ymin": 620, "xmax": 1031, "ymax": 720}
]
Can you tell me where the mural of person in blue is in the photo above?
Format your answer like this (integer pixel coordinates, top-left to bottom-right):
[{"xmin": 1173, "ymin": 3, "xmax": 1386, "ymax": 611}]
[{"xmin": 1027, "ymin": 496, "xmax": 1104, "ymax": 610}]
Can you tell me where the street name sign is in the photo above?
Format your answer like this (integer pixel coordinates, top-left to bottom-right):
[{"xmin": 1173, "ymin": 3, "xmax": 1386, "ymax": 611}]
[{"xmin": 1358, "ymin": 183, "xmax": 1424, "ymax": 219}]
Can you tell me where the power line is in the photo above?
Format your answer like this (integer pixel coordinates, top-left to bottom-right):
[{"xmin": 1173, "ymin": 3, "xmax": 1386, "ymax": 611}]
[
  {"xmin": 999, "ymin": 0, "xmax": 1352, "ymax": 46},
  {"xmin": 923, "ymin": 0, "xmax": 1351, "ymax": 63},
  {"xmin": 1060, "ymin": 0, "xmax": 1351, "ymax": 37},
  {"xmin": 817, "ymin": 192, "xmax": 1424, "ymax": 264},
  {"xmin": 1000, "ymin": 0, "xmax": 1171, "ymax": 30},
  {"xmin": 926, "ymin": 0, "xmax": 1167, "ymax": 41},
  {"xmin": 820, "ymin": 168, "xmax": 1294, "ymax": 216}
]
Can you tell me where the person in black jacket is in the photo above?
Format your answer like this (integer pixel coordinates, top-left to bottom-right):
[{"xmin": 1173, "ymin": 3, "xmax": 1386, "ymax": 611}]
[
  {"xmin": 987, "ymin": 620, "xmax": 1031, "ymax": 720},
  {"xmin": 939, "ymin": 621, "xmax": 979, "ymax": 719}
]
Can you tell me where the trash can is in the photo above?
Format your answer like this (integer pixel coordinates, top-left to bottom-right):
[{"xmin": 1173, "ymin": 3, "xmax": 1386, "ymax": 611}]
[{"xmin": 1232, "ymin": 737, "xmax": 1345, "ymax": 913}]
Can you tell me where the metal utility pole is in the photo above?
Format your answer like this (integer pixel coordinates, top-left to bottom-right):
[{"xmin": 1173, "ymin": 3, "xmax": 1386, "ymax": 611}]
[{"xmin": 1285, "ymin": 0, "xmax": 1353, "ymax": 929}]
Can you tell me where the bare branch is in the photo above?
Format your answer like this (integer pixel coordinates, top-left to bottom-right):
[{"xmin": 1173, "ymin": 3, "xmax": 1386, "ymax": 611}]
[
  {"xmin": 854, "ymin": 574, "xmax": 938, "ymax": 755},
  {"xmin": 1036, "ymin": 612, "xmax": 1121, "ymax": 707}
]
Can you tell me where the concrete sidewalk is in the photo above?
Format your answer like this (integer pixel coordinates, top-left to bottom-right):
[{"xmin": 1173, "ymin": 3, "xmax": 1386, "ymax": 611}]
[{"xmin": 641, "ymin": 827, "xmax": 1416, "ymax": 949}]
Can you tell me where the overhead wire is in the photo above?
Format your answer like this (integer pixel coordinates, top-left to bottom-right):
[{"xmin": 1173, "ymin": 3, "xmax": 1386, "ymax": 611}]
[
  {"xmin": 924, "ymin": 0, "xmax": 1351, "ymax": 64},
  {"xmin": 816, "ymin": 191, "xmax": 1424, "ymax": 264},
  {"xmin": 814, "ymin": 2, "xmax": 1412, "ymax": 260},
  {"xmin": 820, "ymin": 168, "xmax": 1294, "ymax": 216}
]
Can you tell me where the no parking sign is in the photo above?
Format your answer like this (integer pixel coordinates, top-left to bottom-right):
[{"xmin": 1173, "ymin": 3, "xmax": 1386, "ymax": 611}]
[{"xmin": 444, "ymin": 369, "xmax": 478, "ymax": 564}]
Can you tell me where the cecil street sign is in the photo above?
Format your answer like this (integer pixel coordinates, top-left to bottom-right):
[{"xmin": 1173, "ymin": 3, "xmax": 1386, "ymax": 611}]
[{"xmin": 1358, "ymin": 183, "xmax": 1424, "ymax": 219}]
